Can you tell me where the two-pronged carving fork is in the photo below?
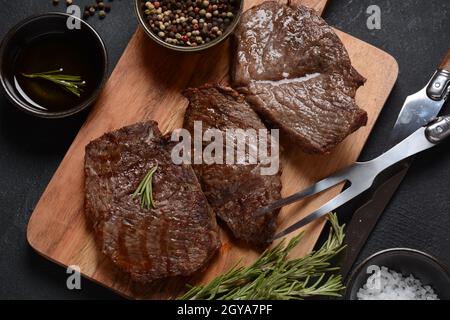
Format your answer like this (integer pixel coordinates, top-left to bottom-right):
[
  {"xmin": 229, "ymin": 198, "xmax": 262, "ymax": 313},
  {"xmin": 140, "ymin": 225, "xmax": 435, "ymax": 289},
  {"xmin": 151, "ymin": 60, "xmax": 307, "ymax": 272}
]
[{"xmin": 256, "ymin": 115, "xmax": 450, "ymax": 240}]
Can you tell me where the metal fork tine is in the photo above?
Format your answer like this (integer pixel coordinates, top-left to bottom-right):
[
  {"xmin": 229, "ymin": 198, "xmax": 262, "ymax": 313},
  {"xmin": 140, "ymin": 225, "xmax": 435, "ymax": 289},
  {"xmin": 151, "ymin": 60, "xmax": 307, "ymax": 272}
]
[
  {"xmin": 254, "ymin": 173, "xmax": 348, "ymax": 217},
  {"xmin": 273, "ymin": 186, "xmax": 360, "ymax": 240}
]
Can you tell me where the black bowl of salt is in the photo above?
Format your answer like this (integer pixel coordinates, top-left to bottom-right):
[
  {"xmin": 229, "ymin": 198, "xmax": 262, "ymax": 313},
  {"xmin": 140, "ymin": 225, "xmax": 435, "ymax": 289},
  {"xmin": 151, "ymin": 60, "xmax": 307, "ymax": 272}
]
[{"xmin": 346, "ymin": 248, "xmax": 450, "ymax": 300}]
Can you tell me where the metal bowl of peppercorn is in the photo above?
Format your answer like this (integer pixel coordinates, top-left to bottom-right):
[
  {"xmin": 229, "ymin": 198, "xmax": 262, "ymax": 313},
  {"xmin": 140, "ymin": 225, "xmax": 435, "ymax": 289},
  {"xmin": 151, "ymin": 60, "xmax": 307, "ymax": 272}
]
[{"xmin": 135, "ymin": 0, "xmax": 244, "ymax": 52}]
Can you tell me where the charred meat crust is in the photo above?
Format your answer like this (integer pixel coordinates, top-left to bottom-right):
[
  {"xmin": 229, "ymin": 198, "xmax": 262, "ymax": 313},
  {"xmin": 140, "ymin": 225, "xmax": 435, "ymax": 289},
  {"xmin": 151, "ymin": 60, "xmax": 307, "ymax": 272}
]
[
  {"xmin": 232, "ymin": 1, "xmax": 368, "ymax": 154},
  {"xmin": 233, "ymin": 1, "xmax": 366, "ymax": 88},
  {"xmin": 183, "ymin": 84, "xmax": 282, "ymax": 248},
  {"xmin": 84, "ymin": 121, "xmax": 220, "ymax": 283},
  {"xmin": 245, "ymin": 73, "xmax": 368, "ymax": 154}
]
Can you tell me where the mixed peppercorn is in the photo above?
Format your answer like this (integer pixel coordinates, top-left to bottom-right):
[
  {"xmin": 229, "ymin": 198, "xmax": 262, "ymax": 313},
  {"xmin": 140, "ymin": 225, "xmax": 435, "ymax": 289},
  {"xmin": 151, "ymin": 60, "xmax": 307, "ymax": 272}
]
[
  {"xmin": 52, "ymin": 0, "xmax": 113, "ymax": 20},
  {"xmin": 140, "ymin": 0, "xmax": 240, "ymax": 47}
]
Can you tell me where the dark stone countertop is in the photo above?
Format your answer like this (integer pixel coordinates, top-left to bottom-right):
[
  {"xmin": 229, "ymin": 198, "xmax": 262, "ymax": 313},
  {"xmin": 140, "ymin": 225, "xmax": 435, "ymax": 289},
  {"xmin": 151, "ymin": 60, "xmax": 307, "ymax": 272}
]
[{"xmin": 0, "ymin": 0, "xmax": 449, "ymax": 299}]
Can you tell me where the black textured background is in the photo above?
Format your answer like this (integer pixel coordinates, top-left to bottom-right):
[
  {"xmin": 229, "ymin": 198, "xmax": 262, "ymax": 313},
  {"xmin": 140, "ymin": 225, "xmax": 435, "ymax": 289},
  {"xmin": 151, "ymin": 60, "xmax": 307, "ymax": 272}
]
[{"xmin": 0, "ymin": 0, "xmax": 449, "ymax": 299}]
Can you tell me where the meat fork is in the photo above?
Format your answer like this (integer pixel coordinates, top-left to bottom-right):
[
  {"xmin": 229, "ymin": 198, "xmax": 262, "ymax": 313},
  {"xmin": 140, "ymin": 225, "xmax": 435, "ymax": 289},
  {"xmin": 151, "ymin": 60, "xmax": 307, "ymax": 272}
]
[{"xmin": 256, "ymin": 115, "xmax": 450, "ymax": 240}]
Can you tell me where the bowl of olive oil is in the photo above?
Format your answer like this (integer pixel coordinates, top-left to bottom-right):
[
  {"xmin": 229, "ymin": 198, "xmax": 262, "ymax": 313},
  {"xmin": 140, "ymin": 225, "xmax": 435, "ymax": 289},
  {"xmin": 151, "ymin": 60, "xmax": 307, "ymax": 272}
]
[{"xmin": 0, "ymin": 13, "xmax": 108, "ymax": 118}]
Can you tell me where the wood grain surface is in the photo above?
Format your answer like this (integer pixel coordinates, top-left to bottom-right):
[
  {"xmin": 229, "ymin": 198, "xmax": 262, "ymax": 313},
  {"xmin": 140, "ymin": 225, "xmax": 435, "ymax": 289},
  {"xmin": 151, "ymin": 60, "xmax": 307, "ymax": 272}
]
[
  {"xmin": 27, "ymin": 0, "xmax": 399, "ymax": 299},
  {"xmin": 439, "ymin": 49, "xmax": 450, "ymax": 72}
]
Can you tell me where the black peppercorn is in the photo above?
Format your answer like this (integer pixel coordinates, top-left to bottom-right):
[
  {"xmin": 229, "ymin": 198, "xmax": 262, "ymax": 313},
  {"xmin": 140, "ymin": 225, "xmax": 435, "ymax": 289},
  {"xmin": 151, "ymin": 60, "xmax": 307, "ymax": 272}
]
[{"xmin": 141, "ymin": 0, "xmax": 239, "ymax": 47}]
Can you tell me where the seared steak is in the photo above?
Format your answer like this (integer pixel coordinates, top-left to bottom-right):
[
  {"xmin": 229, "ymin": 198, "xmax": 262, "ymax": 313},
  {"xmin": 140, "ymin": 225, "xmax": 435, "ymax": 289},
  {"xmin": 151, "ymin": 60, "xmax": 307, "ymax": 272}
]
[
  {"xmin": 183, "ymin": 84, "xmax": 282, "ymax": 247},
  {"xmin": 85, "ymin": 121, "xmax": 220, "ymax": 283},
  {"xmin": 245, "ymin": 73, "xmax": 368, "ymax": 154},
  {"xmin": 232, "ymin": 1, "xmax": 367, "ymax": 154}
]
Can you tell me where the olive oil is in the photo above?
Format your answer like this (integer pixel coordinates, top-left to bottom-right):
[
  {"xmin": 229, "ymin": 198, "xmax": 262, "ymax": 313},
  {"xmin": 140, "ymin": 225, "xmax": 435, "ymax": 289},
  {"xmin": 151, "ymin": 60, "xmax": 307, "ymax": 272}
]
[{"xmin": 13, "ymin": 32, "xmax": 104, "ymax": 112}]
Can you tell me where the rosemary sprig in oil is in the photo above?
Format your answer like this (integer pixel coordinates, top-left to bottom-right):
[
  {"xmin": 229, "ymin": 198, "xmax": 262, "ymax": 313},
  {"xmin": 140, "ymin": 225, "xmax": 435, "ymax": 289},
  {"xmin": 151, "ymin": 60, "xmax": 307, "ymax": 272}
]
[
  {"xmin": 133, "ymin": 165, "xmax": 158, "ymax": 210},
  {"xmin": 21, "ymin": 68, "xmax": 86, "ymax": 97},
  {"xmin": 178, "ymin": 213, "xmax": 346, "ymax": 300}
]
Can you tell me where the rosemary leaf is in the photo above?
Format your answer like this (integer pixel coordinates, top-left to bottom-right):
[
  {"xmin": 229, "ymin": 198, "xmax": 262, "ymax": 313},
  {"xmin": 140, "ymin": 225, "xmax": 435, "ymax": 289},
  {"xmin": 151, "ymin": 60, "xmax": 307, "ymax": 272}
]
[
  {"xmin": 133, "ymin": 165, "xmax": 158, "ymax": 210},
  {"xmin": 21, "ymin": 68, "xmax": 86, "ymax": 98},
  {"xmin": 178, "ymin": 213, "xmax": 346, "ymax": 300}
]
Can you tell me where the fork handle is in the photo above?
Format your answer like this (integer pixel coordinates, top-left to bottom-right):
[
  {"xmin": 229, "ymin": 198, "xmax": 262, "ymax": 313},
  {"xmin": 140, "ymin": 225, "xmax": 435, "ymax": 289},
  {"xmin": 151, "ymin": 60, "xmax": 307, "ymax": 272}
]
[
  {"xmin": 439, "ymin": 49, "xmax": 450, "ymax": 72},
  {"xmin": 425, "ymin": 115, "xmax": 450, "ymax": 144},
  {"xmin": 427, "ymin": 50, "xmax": 450, "ymax": 101}
]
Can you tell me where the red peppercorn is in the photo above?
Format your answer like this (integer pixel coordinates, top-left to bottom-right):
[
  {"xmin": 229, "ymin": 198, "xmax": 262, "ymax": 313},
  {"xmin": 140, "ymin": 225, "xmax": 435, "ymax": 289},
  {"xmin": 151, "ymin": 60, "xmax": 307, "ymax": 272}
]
[{"xmin": 181, "ymin": 35, "xmax": 189, "ymax": 42}]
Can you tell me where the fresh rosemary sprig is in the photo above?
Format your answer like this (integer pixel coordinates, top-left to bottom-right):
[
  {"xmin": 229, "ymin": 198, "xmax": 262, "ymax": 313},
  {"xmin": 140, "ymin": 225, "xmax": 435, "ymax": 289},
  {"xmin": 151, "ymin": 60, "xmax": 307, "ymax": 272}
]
[
  {"xmin": 21, "ymin": 68, "xmax": 86, "ymax": 97},
  {"xmin": 132, "ymin": 165, "xmax": 158, "ymax": 210},
  {"xmin": 178, "ymin": 213, "xmax": 346, "ymax": 300}
]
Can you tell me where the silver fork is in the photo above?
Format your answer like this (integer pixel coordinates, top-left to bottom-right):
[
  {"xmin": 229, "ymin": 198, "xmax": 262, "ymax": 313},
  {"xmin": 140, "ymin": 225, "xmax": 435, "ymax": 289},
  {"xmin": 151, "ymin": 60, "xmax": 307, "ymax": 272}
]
[{"xmin": 256, "ymin": 115, "xmax": 450, "ymax": 240}]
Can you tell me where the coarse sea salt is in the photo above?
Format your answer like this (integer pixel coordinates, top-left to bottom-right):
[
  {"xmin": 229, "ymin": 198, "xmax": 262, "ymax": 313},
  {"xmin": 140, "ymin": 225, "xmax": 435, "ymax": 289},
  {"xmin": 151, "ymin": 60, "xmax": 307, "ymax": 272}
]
[{"xmin": 357, "ymin": 266, "xmax": 440, "ymax": 300}]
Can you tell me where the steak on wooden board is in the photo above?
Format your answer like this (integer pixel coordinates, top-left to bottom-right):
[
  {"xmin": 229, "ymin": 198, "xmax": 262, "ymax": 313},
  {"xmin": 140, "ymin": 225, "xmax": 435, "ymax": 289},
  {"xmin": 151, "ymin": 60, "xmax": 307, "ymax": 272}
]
[
  {"xmin": 84, "ymin": 121, "xmax": 220, "ymax": 283},
  {"xmin": 183, "ymin": 84, "xmax": 282, "ymax": 248},
  {"xmin": 232, "ymin": 1, "xmax": 368, "ymax": 154},
  {"xmin": 246, "ymin": 73, "xmax": 368, "ymax": 154}
]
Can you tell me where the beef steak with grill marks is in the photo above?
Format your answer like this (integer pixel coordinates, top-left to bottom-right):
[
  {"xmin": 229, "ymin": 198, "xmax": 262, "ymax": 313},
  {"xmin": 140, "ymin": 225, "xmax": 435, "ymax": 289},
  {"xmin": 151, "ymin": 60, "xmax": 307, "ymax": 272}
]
[
  {"xmin": 245, "ymin": 73, "xmax": 368, "ymax": 154},
  {"xmin": 84, "ymin": 121, "xmax": 220, "ymax": 283},
  {"xmin": 232, "ymin": 1, "xmax": 367, "ymax": 154},
  {"xmin": 183, "ymin": 84, "xmax": 282, "ymax": 248}
]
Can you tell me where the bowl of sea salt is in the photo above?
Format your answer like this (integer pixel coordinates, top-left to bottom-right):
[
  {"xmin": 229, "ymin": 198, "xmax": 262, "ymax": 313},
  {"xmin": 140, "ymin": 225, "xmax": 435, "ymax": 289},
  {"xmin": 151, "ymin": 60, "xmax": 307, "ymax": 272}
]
[{"xmin": 345, "ymin": 248, "xmax": 450, "ymax": 300}]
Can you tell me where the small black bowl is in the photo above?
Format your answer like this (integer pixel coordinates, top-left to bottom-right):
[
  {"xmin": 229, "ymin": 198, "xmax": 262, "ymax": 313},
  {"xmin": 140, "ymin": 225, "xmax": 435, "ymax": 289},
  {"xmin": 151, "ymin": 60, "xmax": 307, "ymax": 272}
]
[
  {"xmin": 346, "ymin": 248, "xmax": 450, "ymax": 300},
  {"xmin": 0, "ymin": 13, "xmax": 108, "ymax": 118}
]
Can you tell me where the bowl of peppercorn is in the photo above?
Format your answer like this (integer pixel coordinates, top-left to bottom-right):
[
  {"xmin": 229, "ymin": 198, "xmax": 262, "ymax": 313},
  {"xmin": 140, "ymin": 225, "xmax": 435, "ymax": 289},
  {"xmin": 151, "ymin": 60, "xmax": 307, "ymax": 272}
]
[{"xmin": 135, "ymin": 0, "xmax": 244, "ymax": 52}]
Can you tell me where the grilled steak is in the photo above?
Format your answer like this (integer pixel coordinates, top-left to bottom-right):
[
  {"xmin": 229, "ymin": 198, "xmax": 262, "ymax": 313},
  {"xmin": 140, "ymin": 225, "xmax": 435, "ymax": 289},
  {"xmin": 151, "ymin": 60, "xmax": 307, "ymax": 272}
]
[
  {"xmin": 245, "ymin": 73, "xmax": 368, "ymax": 154},
  {"xmin": 232, "ymin": 1, "xmax": 367, "ymax": 154},
  {"xmin": 183, "ymin": 84, "xmax": 282, "ymax": 247},
  {"xmin": 85, "ymin": 121, "xmax": 220, "ymax": 283}
]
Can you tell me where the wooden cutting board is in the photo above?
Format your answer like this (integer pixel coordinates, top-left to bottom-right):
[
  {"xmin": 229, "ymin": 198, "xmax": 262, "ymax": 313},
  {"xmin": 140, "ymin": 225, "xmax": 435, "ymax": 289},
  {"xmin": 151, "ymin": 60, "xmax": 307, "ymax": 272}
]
[{"xmin": 27, "ymin": 0, "xmax": 398, "ymax": 299}]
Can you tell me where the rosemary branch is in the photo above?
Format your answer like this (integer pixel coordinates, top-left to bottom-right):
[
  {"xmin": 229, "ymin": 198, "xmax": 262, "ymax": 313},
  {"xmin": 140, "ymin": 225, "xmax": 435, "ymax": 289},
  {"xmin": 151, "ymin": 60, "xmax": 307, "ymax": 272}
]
[
  {"xmin": 21, "ymin": 68, "xmax": 86, "ymax": 98},
  {"xmin": 132, "ymin": 165, "xmax": 158, "ymax": 210},
  {"xmin": 178, "ymin": 213, "xmax": 346, "ymax": 300}
]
